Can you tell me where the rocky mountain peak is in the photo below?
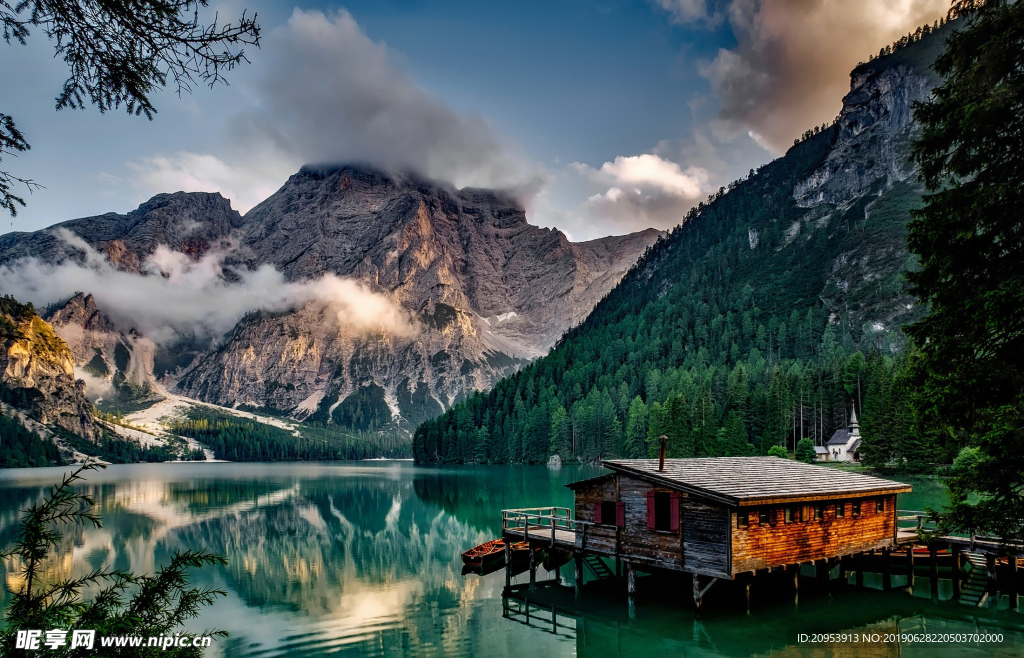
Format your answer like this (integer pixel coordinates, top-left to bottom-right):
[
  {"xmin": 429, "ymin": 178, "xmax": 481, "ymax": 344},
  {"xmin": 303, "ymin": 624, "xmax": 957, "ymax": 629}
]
[{"xmin": 0, "ymin": 163, "xmax": 662, "ymax": 431}]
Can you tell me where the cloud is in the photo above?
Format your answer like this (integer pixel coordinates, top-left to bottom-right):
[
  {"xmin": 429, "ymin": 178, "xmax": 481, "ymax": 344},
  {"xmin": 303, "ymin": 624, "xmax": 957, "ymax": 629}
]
[
  {"xmin": 128, "ymin": 8, "xmax": 542, "ymax": 212},
  {"xmin": 699, "ymin": 0, "xmax": 949, "ymax": 152},
  {"xmin": 126, "ymin": 151, "xmax": 301, "ymax": 215},
  {"xmin": 652, "ymin": 0, "xmax": 722, "ymax": 24},
  {"xmin": 0, "ymin": 229, "xmax": 418, "ymax": 344},
  {"xmin": 566, "ymin": 154, "xmax": 710, "ymax": 236}
]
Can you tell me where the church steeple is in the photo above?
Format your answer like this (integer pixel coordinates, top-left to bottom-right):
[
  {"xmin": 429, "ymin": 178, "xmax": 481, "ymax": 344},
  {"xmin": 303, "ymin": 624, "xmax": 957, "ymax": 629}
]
[{"xmin": 849, "ymin": 407, "xmax": 860, "ymax": 437}]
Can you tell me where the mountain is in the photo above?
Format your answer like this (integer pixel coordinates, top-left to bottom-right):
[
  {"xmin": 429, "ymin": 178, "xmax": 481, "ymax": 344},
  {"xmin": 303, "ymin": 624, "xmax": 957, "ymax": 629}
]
[
  {"xmin": 0, "ymin": 296, "xmax": 97, "ymax": 440},
  {"xmin": 0, "ymin": 168, "xmax": 662, "ymax": 432},
  {"xmin": 413, "ymin": 22, "xmax": 954, "ymax": 465}
]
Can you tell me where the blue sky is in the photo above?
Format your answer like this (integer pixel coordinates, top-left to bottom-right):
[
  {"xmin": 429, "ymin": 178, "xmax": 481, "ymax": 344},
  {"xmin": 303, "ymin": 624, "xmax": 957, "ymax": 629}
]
[{"xmin": 1, "ymin": 0, "xmax": 949, "ymax": 240}]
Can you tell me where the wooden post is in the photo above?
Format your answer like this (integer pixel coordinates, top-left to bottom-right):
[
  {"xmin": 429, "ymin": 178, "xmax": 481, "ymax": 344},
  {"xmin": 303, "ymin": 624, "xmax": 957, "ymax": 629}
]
[
  {"xmin": 529, "ymin": 543, "xmax": 537, "ymax": 590},
  {"xmin": 816, "ymin": 560, "xmax": 829, "ymax": 585},
  {"xmin": 792, "ymin": 564, "xmax": 800, "ymax": 592},
  {"xmin": 882, "ymin": 548, "xmax": 891, "ymax": 591},
  {"xmin": 692, "ymin": 574, "xmax": 703, "ymax": 613},
  {"xmin": 906, "ymin": 548, "xmax": 915, "ymax": 594},
  {"xmin": 505, "ymin": 541, "xmax": 512, "ymax": 590},
  {"xmin": 952, "ymin": 550, "xmax": 962, "ymax": 600},
  {"xmin": 839, "ymin": 556, "xmax": 848, "ymax": 582},
  {"xmin": 1010, "ymin": 556, "xmax": 1019, "ymax": 610},
  {"xmin": 855, "ymin": 553, "xmax": 864, "ymax": 588},
  {"xmin": 627, "ymin": 560, "xmax": 637, "ymax": 618},
  {"xmin": 574, "ymin": 552, "xmax": 583, "ymax": 596},
  {"xmin": 986, "ymin": 554, "xmax": 997, "ymax": 595},
  {"xmin": 929, "ymin": 545, "xmax": 939, "ymax": 600},
  {"xmin": 615, "ymin": 526, "xmax": 622, "ymax": 578},
  {"xmin": 745, "ymin": 575, "xmax": 752, "ymax": 614}
]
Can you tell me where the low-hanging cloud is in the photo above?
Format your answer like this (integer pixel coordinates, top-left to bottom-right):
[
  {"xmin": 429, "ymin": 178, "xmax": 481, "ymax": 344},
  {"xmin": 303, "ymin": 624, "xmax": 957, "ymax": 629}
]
[
  {"xmin": 129, "ymin": 8, "xmax": 542, "ymax": 213},
  {"xmin": 697, "ymin": 0, "xmax": 949, "ymax": 152},
  {"xmin": 0, "ymin": 229, "xmax": 418, "ymax": 344}
]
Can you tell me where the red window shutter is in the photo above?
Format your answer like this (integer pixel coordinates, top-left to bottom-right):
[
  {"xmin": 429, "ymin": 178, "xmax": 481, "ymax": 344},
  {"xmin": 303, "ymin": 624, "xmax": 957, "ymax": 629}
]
[
  {"xmin": 670, "ymin": 492, "xmax": 680, "ymax": 532},
  {"xmin": 615, "ymin": 502, "xmax": 625, "ymax": 527},
  {"xmin": 593, "ymin": 502, "xmax": 603, "ymax": 524},
  {"xmin": 646, "ymin": 491, "xmax": 655, "ymax": 529}
]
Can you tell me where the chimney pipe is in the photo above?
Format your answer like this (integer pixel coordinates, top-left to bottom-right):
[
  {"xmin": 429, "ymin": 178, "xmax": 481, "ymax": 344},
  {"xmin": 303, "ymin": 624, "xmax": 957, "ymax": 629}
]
[{"xmin": 659, "ymin": 435, "xmax": 667, "ymax": 471}]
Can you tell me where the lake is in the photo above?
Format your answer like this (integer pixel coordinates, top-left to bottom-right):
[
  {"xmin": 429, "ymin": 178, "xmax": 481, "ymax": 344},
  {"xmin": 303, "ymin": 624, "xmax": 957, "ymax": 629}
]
[{"xmin": 0, "ymin": 462, "xmax": 1020, "ymax": 657}]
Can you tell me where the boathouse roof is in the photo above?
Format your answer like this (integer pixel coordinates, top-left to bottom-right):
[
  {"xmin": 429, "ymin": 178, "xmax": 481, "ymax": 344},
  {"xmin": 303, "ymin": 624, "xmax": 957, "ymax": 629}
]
[{"xmin": 596, "ymin": 457, "xmax": 910, "ymax": 507}]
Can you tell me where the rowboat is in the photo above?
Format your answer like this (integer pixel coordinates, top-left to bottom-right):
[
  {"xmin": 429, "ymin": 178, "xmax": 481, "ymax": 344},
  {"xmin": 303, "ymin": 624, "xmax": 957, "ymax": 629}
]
[
  {"xmin": 462, "ymin": 539, "xmax": 507, "ymax": 567},
  {"xmin": 461, "ymin": 539, "xmax": 545, "ymax": 572}
]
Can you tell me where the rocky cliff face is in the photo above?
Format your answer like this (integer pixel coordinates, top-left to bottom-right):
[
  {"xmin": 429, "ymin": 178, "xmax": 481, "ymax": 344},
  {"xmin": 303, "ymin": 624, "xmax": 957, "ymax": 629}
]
[
  {"xmin": 0, "ymin": 170, "xmax": 661, "ymax": 428},
  {"xmin": 0, "ymin": 298, "xmax": 97, "ymax": 439},
  {"xmin": 45, "ymin": 293, "xmax": 160, "ymax": 406},
  {"xmin": 179, "ymin": 166, "xmax": 662, "ymax": 425},
  {"xmin": 789, "ymin": 25, "xmax": 951, "ymax": 340}
]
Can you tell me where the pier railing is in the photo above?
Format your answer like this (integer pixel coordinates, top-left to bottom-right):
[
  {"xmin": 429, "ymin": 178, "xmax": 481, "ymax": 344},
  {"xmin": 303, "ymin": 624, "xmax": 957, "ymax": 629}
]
[
  {"xmin": 502, "ymin": 507, "xmax": 575, "ymax": 535},
  {"xmin": 897, "ymin": 509, "xmax": 936, "ymax": 534},
  {"xmin": 502, "ymin": 507, "xmax": 624, "ymax": 557}
]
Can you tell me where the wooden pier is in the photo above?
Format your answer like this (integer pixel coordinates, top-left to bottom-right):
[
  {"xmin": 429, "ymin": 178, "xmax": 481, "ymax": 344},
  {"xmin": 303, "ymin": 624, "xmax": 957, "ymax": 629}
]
[{"xmin": 500, "ymin": 457, "xmax": 1024, "ymax": 612}]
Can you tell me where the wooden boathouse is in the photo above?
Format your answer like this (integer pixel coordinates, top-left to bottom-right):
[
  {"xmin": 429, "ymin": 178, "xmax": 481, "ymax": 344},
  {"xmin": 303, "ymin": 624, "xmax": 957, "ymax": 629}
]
[{"xmin": 502, "ymin": 456, "xmax": 912, "ymax": 608}]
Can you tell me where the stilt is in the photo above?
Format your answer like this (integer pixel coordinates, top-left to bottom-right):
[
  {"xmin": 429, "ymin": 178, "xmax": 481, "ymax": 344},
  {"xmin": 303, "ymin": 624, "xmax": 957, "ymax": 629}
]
[
  {"xmin": 505, "ymin": 541, "xmax": 512, "ymax": 590},
  {"xmin": 882, "ymin": 548, "xmax": 891, "ymax": 591},
  {"xmin": 839, "ymin": 556, "xmax": 848, "ymax": 582},
  {"xmin": 745, "ymin": 578, "xmax": 752, "ymax": 614},
  {"xmin": 627, "ymin": 562, "xmax": 637, "ymax": 618},
  {"xmin": 816, "ymin": 559, "xmax": 831, "ymax": 586},
  {"xmin": 929, "ymin": 545, "xmax": 939, "ymax": 600},
  {"xmin": 693, "ymin": 574, "xmax": 703, "ymax": 614},
  {"xmin": 792, "ymin": 564, "xmax": 800, "ymax": 592},
  {"xmin": 952, "ymin": 552, "xmax": 962, "ymax": 600},
  {"xmin": 986, "ymin": 554, "xmax": 997, "ymax": 596},
  {"xmin": 1010, "ymin": 556, "xmax": 1019, "ymax": 610},
  {"xmin": 855, "ymin": 553, "xmax": 864, "ymax": 588},
  {"xmin": 574, "ymin": 552, "xmax": 583, "ymax": 597},
  {"xmin": 529, "ymin": 543, "xmax": 537, "ymax": 590},
  {"xmin": 906, "ymin": 546, "xmax": 915, "ymax": 592}
]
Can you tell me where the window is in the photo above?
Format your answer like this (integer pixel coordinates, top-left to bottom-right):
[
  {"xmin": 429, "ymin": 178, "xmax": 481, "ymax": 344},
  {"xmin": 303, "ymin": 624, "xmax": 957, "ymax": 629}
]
[
  {"xmin": 646, "ymin": 491, "xmax": 678, "ymax": 532},
  {"xmin": 601, "ymin": 501, "xmax": 617, "ymax": 525},
  {"xmin": 737, "ymin": 511, "xmax": 748, "ymax": 528},
  {"xmin": 595, "ymin": 501, "xmax": 624, "ymax": 527},
  {"xmin": 655, "ymin": 492, "xmax": 671, "ymax": 530},
  {"xmin": 814, "ymin": 505, "xmax": 823, "ymax": 521},
  {"xmin": 784, "ymin": 507, "xmax": 794, "ymax": 523},
  {"xmin": 876, "ymin": 498, "xmax": 885, "ymax": 513},
  {"xmin": 835, "ymin": 502, "xmax": 845, "ymax": 518},
  {"xmin": 852, "ymin": 501, "xmax": 861, "ymax": 516},
  {"xmin": 759, "ymin": 509, "xmax": 770, "ymax": 526}
]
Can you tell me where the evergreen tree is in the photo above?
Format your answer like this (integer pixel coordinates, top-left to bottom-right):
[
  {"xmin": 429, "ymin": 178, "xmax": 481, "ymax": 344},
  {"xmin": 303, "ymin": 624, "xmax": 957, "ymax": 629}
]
[
  {"xmin": 795, "ymin": 437, "xmax": 816, "ymax": 463},
  {"xmin": 907, "ymin": 0, "xmax": 1024, "ymax": 540},
  {"xmin": 623, "ymin": 396, "xmax": 648, "ymax": 458}
]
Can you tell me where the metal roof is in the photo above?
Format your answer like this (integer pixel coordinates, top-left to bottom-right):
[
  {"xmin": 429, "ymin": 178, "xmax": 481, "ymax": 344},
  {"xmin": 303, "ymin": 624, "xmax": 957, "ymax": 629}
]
[{"xmin": 598, "ymin": 457, "xmax": 910, "ymax": 507}]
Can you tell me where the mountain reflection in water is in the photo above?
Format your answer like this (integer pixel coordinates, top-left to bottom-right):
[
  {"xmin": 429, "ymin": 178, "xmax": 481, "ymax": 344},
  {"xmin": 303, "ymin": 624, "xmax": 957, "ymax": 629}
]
[{"xmin": 0, "ymin": 462, "xmax": 1019, "ymax": 658}]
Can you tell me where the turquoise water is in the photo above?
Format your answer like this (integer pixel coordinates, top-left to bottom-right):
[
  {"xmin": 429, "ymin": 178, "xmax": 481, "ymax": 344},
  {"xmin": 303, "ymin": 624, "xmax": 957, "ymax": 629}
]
[{"xmin": 0, "ymin": 463, "xmax": 1019, "ymax": 657}]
